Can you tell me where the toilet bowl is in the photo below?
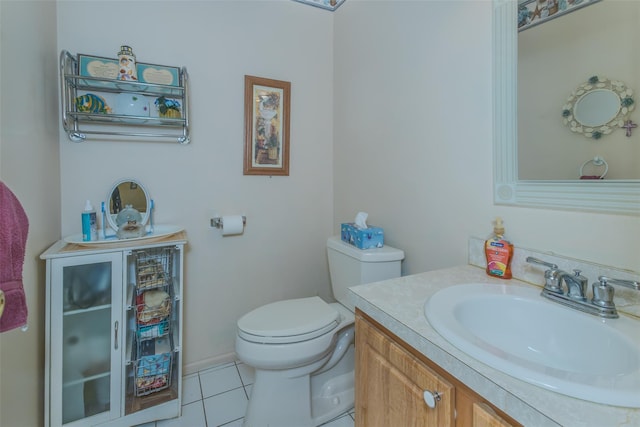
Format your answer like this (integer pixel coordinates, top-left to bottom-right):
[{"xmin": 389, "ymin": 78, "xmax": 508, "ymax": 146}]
[{"xmin": 235, "ymin": 236, "xmax": 404, "ymax": 427}]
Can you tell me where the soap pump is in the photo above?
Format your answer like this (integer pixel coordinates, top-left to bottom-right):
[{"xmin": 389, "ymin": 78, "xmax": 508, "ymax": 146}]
[{"xmin": 485, "ymin": 217, "xmax": 514, "ymax": 279}]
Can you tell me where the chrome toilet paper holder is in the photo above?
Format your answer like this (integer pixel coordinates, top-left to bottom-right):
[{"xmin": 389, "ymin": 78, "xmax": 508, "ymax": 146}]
[{"xmin": 210, "ymin": 216, "xmax": 246, "ymax": 229}]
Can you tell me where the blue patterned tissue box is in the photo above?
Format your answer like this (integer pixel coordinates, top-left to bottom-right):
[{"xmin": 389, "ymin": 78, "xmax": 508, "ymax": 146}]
[{"xmin": 341, "ymin": 223, "xmax": 384, "ymax": 249}]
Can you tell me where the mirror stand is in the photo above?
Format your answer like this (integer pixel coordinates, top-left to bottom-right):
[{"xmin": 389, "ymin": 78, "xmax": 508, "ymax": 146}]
[{"xmin": 149, "ymin": 199, "xmax": 155, "ymax": 234}]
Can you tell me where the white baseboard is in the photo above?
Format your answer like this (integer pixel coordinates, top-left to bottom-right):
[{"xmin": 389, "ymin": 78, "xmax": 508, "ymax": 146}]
[{"xmin": 183, "ymin": 352, "xmax": 237, "ymax": 376}]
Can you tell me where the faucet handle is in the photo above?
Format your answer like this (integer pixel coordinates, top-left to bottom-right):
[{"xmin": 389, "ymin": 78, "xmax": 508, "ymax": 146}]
[
  {"xmin": 526, "ymin": 257, "xmax": 562, "ymax": 293},
  {"xmin": 592, "ymin": 278, "xmax": 616, "ymax": 309},
  {"xmin": 598, "ymin": 276, "xmax": 640, "ymax": 290},
  {"xmin": 526, "ymin": 257, "xmax": 558, "ymax": 270}
]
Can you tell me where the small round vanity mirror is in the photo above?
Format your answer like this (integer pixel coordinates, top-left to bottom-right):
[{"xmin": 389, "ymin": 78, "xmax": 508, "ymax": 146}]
[
  {"xmin": 562, "ymin": 76, "xmax": 634, "ymax": 139},
  {"xmin": 106, "ymin": 179, "xmax": 150, "ymax": 236}
]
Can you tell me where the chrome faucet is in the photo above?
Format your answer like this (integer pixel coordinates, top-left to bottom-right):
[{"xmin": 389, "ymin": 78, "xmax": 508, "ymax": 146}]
[
  {"xmin": 557, "ymin": 269, "xmax": 588, "ymax": 301},
  {"xmin": 526, "ymin": 257, "xmax": 640, "ymax": 319}
]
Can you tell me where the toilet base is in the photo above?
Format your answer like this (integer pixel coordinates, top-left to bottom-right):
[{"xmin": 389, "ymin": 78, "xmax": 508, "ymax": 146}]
[
  {"xmin": 311, "ymin": 366, "xmax": 354, "ymax": 424},
  {"xmin": 242, "ymin": 344, "xmax": 355, "ymax": 427}
]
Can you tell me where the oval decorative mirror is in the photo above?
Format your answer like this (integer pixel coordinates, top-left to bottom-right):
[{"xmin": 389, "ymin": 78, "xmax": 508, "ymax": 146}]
[
  {"xmin": 106, "ymin": 179, "xmax": 150, "ymax": 237},
  {"xmin": 562, "ymin": 76, "xmax": 634, "ymax": 139}
]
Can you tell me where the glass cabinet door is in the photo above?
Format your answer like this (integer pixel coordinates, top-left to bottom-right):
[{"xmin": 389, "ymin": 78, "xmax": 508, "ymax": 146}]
[{"xmin": 50, "ymin": 252, "xmax": 123, "ymax": 426}]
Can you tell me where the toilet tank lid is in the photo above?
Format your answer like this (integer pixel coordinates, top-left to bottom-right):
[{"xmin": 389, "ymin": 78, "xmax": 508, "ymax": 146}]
[{"xmin": 327, "ymin": 236, "xmax": 405, "ymax": 262}]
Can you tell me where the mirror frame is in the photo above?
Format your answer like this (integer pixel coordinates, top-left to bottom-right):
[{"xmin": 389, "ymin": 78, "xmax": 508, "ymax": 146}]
[
  {"xmin": 493, "ymin": 0, "xmax": 640, "ymax": 216},
  {"xmin": 105, "ymin": 178, "xmax": 151, "ymax": 231}
]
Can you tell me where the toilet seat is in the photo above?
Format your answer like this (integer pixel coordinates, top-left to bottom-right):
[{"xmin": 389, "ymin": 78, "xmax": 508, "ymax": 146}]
[{"xmin": 238, "ymin": 296, "xmax": 340, "ymax": 344}]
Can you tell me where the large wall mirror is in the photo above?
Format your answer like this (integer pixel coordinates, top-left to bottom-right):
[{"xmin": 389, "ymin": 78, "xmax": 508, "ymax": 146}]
[
  {"xmin": 493, "ymin": 0, "xmax": 640, "ymax": 215},
  {"xmin": 518, "ymin": 1, "xmax": 638, "ymax": 179}
]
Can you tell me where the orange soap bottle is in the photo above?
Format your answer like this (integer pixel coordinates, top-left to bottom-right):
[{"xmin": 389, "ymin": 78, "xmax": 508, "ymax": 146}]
[{"xmin": 485, "ymin": 217, "xmax": 513, "ymax": 279}]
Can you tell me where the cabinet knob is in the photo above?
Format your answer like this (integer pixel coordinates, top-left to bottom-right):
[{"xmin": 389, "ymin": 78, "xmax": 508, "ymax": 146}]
[{"xmin": 423, "ymin": 390, "xmax": 442, "ymax": 408}]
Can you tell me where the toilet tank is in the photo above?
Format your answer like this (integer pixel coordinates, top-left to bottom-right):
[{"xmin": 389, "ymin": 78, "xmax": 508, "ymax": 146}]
[{"xmin": 327, "ymin": 236, "xmax": 404, "ymax": 311}]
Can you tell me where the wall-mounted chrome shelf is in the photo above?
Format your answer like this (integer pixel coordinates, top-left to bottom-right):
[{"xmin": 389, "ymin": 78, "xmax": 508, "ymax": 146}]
[{"xmin": 60, "ymin": 50, "xmax": 190, "ymax": 144}]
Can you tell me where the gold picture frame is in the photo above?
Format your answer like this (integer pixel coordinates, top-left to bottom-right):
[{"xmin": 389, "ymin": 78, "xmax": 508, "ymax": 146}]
[{"xmin": 244, "ymin": 75, "xmax": 291, "ymax": 176}]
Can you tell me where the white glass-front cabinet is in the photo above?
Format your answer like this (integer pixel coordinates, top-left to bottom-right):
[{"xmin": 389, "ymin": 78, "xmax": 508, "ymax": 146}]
[{"xmin": 41, "ymin": 235, "xmax": 186, "ymax": 427}]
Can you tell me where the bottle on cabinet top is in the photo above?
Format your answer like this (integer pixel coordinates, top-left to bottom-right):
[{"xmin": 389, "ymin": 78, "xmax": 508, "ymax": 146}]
[
  {"xmin": 81, "ymin": 200, "xmax": 98, "ymax": 242},
  {"xmin": 485, "ymin": 217, "xmax": 513, "ymax": 279}
]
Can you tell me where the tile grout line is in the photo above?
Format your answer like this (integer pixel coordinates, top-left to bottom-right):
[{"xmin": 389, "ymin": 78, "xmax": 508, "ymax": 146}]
[
  {"xmin": 196, "ymin": 372, "xmax": 210, "ymax": 427},
  {"xmin": 234, "ymin": 361, "xmax": 251, "ymax": 400},
  {"xmin": 219, "ymin": 416, "xmax": 244, "ymax": 427}
]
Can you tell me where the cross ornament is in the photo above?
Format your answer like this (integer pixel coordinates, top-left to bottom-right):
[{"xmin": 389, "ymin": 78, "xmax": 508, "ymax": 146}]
[{"xmin": 622, "ymin": 120, "xmax": 637, "ymax": 137}]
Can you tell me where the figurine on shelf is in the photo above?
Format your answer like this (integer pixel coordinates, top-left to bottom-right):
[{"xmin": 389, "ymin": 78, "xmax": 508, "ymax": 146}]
[
  {"xmin": 118, "ymin": 45, "xmax": 138, "ymax": 81},
  {"xmin": 116, "ymin": 205, "xmax": 146, "ymax": 239},
  {"xmin": 75, "ymin": 93, "xmax": 111, "ymax": 114},
  {"xmin": 154, "ymin": 96, "xmax": 181, "ymax": 118}
]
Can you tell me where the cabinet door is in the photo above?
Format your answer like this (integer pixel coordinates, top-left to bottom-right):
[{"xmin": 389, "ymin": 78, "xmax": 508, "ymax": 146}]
[
  {"xmin": 473, "ymin": 403, "xmax": 515, "ymax": 427},
  {"xmin": 355, "ymin": 315, "xmax": 454, "ymax": 427},
  {"xmin": 49, "ymin": 252, "xmax": 123, "ymax": 426}
]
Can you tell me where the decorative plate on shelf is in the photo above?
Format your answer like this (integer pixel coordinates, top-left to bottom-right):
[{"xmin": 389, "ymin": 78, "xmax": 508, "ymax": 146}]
[{"xmin": 114, "ymin": 93, "xmax": 150, "ymax": 117}]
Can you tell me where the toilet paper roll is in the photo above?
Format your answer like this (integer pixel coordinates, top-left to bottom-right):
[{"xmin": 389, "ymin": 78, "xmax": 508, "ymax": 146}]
[{"xmin": 221, "ymin": 215, "xmax": 244, "ymax": 236}]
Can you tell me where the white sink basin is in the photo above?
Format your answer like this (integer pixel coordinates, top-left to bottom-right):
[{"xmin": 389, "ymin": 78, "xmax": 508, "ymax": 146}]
[{"xmin": 424, "ymin": 283, "xmax": 640, "ymax": 408}]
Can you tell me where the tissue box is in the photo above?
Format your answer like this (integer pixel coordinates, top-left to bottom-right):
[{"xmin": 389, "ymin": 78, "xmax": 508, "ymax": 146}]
[{"xmin": 341, "ymin": 223, "xmax": 384, "ymax": 249}]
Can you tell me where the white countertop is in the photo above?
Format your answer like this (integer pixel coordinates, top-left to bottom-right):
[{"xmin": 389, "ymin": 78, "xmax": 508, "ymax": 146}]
[{"xmin": 349, "ymin": 265, "xmax": 640, "ymax": 427}]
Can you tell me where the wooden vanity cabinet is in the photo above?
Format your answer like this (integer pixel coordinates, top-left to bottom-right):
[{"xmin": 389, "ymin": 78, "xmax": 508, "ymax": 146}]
[
  {"xmin": 356, "ymin": 311, "xmax": 454, "ymax": 426},
  {"xmin": 355, "ymin": 311, "xmax": 521, "ymax": 427}
]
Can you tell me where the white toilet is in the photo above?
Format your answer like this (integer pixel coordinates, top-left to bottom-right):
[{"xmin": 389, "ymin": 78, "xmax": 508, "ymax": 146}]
[{"xmin": 235, "ymin": 236, "xmax": 404, "ymax": 427}]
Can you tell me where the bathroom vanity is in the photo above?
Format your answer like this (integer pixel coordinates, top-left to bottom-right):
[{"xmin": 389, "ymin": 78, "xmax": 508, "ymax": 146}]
[
  {"xmin": 356, "ymin": 311, "xmax": 518, "ymax": 426},
  {"xmin": 40, "ymin": 232, "xmax": 186, "ymax": 427},
  {"xmin": 350, "ymin": 241, "xmax": 640, "ymax": 427}
]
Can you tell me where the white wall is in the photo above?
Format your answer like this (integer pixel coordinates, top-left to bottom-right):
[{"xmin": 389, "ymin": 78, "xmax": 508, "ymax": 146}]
[
  {"xmin": 334, "ymin": 0, "xmax": 640, "ymax": 275},
  {"xmin": 334, "ymin": 0, "xmax": 495, "ymax": 274},
  {"xmin": 0, "ymin": 1, "xmax": 60, "ymax": 426},
  {"xmin": 56, "ymin": 0, "xmax": 335, "ymax": 370}
]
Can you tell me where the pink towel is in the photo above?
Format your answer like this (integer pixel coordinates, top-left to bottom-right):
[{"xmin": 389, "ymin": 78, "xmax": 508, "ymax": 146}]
[{"xmin": 0, "ymin": 181, "xmax": 29, "ymax": 332}]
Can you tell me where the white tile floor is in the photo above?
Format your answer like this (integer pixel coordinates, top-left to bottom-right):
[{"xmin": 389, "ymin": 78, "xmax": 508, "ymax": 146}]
[{"xmin": 139, "ymin": 361, "xmax": 355, "ymax": 427}]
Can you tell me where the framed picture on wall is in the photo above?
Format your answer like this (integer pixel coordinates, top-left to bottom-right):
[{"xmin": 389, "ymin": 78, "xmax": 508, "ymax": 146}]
[{"xmin": 243, "ymin": 75, "xmax": 291, "ymax": 176}]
